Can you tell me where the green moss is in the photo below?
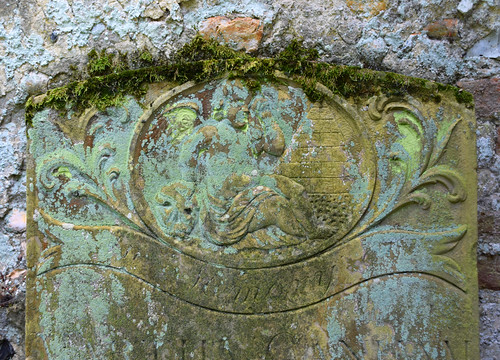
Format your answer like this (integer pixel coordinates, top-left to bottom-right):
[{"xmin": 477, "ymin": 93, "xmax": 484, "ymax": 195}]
[
  {"xmin": 87, "ymin": 49, "xmax": 114, "ymax": 77},
  {"xmin": 448, "ymin": 85, "xmax": 474, "ymax": 104},
  {"xmin": 175, "ymin": 35, "xmax": 248, "ymax": 62},
  {"xmin": 139, "ymin": 50, "xmax": 154, "ymax": 64},
  {"xmin": 25, "ymin": 35, "xmax": 474, "ymax": 127}
]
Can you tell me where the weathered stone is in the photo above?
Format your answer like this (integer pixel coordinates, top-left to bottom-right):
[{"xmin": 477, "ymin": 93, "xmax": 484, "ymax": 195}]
[
  {"xmin": 20, "ymin": 72, "xmax": 49, "ymax": 96},
  {"xmin": 142, "ymin": 5, "xmax": 165, "ymax": 20},
  {"xmin": 478, "ymin": 255, "xmax": 500, "ymax": 290},
  {"xmin": 466, "ymin": 29, "xmax": 500, "ymax": 59},
  {"xmin": 345, "ymin": 0, "xmax": 387, "ymax": 16},
  {"xmin": 424, "ymin": 19, "xmax": 459, "ymax": 40},
  {"xmin": 26, "ymin": 66, "xmax": 479, "ymax": 358},
  {"xmin": 199, "ymin": 16, "xmax": 263, "ymax": 52},
  {"xmin": 0, "ymin": 124, "xmax": 26, "ymax": 218},
  {"xmin": 479, "ymin": 210, "xmax": 500, "ymax": 239},
  {"xmin": 497, "ymin": 126, "xmax": 500, "ymax": 154},
  {"xmin": 0, "ymin": 0, "xmax": 498, "ymax": 357},
  {"xmin": 457, "ymin": 78, "xmax": 500, "ymax": 121},
  {"xmin": 6, "ymin": 210, "xmax": 26, "ymax": 233},
  {"xmin": 476, "ymin": 123, "xmax": 498, "ymax": 169},
  {"xmin": 457, "ymin": 0, "xmax": 475, "ymax": 14},
  {"xmin": 479, "ymin": 290, "xmax": 500, "ymax": 359}
]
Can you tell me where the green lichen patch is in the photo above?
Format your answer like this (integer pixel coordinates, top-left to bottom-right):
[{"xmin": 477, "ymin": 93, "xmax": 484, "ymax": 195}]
[{"xmin": 25, "ymin": 36, "xmax": 474, "ymax": 128}]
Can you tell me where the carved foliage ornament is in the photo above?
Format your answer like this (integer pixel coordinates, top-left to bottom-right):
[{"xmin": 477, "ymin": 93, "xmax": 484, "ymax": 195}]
[{"xmin": 31, "ymin": 77, "xmax": 469, "ymax": 302}]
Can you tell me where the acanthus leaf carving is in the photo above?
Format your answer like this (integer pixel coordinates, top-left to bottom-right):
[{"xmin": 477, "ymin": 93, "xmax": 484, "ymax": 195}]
[
  {"xmin": 348, "ymin": 96, "xmax": 467, "ymax": 239},
  {"xmin": 32, "ymin": 83, "xmax": 469, "ymax": 285}
]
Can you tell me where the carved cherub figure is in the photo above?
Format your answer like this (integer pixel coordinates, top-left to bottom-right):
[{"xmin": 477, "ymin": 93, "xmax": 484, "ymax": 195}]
[
  {"xmin": 211, "ymin": 79, "xmax": 286, "ymax": 159},
  {"xmin": 153, "ymin": 79, "xmax": 320, "ymax": 246},
  {"xmin": 162, "ymin": 102, "xmax": 198, "ymax": 144},
  {"xmin": 155, "ymin": 180, "xmax": 196, "ymax": 238}
]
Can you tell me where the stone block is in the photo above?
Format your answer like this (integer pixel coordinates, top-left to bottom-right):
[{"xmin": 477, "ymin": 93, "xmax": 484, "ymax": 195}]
[
  {"xmin": 424, "ymin": 19, "xmax": 459, "ymax": 40},
  {"xmin": 457, "ymin": 78, "xmax": 500, "ymax": 121},
  {"xmin": 466, "ymin": 30, "xmax": 500, "ymax": 59},
  {"xmin": 199, "ymin": 16, "xmax": 263, "ymax": 52},
  {"xmin": 479, "ymin": 290, "xmax": 500, "ymax": 359},
  {"xmin": 26, "ymin": 62, "xmax": 479, "ymax": 359},
  {"xmin": 6, "ymin": 209, "xmax": 26, "ymax": 233},
  {"xmin": 497, "ymin": 126, "xmax": 500, "ymax": 154},
  {"xmin": 479, "ymin": 211, "xmax": 500, "ymax": 240},
  {"xmin": 478, "ymin": 255, "xmax": 500, "ymax": 290}
]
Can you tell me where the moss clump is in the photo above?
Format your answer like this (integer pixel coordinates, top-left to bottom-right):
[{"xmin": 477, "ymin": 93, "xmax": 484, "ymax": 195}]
[
  {"xmin": 175, "ymin": 35, "xmax": 247, "ymax": 62},
  {"xmin": 437, "ymin": 83, "xmax": 474, "ymax": 104},
  {"xmin": 139, "ymin": 50, "xmax": 154, "ymax": 63},
  {"xmin": 275, "ymin": 39, "xmax": 319, "ymax": 73},
  {"xmin": 25, "ymin": 35, "xmax": 474, "ymax": 127},
  {"xmin": 87, "ymin": 49, "xmax": 115, "ymax": 76}
]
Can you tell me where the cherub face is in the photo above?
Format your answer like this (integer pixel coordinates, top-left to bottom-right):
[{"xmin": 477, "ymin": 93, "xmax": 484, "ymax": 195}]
[
  {"xmin": 211, "ymin": 80, "xmax": 251, "ymax": 129},
  {"xmin": 155, "ymin": 181, "xmax": 196, "ymax": 238},
  {"xmin": 164, "ymin": 103, "xmax": 198, "ymax": 143}
]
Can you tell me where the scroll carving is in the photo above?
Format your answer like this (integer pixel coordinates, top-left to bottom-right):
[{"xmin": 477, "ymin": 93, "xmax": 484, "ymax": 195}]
[{"xmin": 31, "ymin": 78, "xmax": 470, "ymax": 309}]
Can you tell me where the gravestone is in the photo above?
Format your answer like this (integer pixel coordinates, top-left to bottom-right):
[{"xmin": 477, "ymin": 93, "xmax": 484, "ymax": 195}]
[{"xmin": 26, "ymin": 68, "xmax": 479, "ymax": 359}]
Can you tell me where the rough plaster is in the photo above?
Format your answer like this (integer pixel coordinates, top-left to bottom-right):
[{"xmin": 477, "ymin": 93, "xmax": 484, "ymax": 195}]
[{"xmin": 0, "ymin": 0, "xmax": 499, "ymax": 358}]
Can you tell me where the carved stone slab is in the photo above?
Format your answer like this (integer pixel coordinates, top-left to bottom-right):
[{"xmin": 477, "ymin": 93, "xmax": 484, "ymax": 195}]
[{"xmin": 26, "ymin": 76, "xmax": 479, "ymax": 359}]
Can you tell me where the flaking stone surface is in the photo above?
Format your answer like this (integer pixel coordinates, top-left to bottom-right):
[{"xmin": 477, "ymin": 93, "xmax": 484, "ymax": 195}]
[{"xmin": 26, "ymin": 74, "xmax": 479, "ymax": 359}]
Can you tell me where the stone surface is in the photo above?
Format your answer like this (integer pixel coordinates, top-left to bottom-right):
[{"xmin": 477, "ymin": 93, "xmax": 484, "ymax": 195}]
[
  {"xmin": 6, "ymin": 210, "xmax": 26, "ymax": 233},
  {"xmin": 424, "ymin": 19, "xmax": 459, "ymax": 40},
  {"xmin": 26, "ymin": 72, "xmax": 479, "ymax": 358},
  {"xmin": 0, "ymin": 0, "xmax": 499, "ymax": 357},
  {"xmin": 466, "ymin": 30, "xmax": 500, "ymax": 59},
  {"xmin": 457, "ymin": 78, "xmax": 500, "ymax": 121},
  {"xmin": 479, "ymin": 290, "xmax": 500, "ymax": 359},
  {"xmin": 199, "ymin": 16, "xmax": 263, "ymax": 52},
  {"xmin": 457, "ymin": 0, "xmax": 475, "ymax": 14},
  {"xmin": 478, "ymin": 255, "xmax": 500, "ymax": 290}
]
